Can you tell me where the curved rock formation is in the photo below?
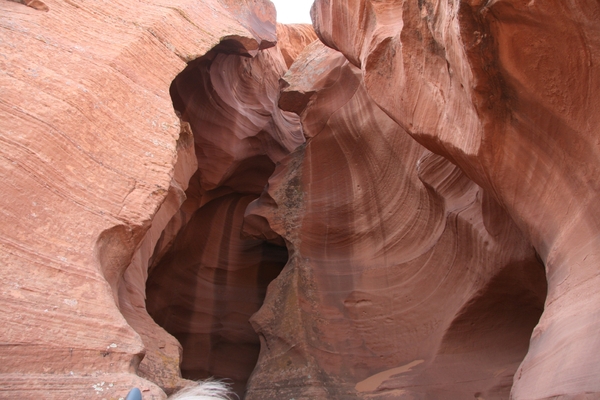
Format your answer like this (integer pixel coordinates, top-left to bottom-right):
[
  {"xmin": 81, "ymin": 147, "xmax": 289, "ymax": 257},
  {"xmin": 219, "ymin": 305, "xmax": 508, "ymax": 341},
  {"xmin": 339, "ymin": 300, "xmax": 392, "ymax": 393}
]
[
  {"xmin": 276, "ymin": 24, "xmax": 319, "ymax": 68},
  {"xmin": 1, "ymin": 0, "xmax": 597, "ymax": 398},
  {"xmin": 169, "ymin": 47, "xmax": 304, "ymax": 194},
  {"xmin": 244, "ymin": 41, "xmax": 546, "ymax": 399},
  {"xmin": 146, "ymin": 194, "xmax": 288, "ymax": 395},
  {"xmin": 0, "ymin": 0, "xmax": 284, "ymax": 398},
  {"xmin": 312, "ymin": 0, "xmax": 600, "ymax": 397},
  {"xmin": 145, "ymin": 31, "xmax": 309, "ymax": 396}
]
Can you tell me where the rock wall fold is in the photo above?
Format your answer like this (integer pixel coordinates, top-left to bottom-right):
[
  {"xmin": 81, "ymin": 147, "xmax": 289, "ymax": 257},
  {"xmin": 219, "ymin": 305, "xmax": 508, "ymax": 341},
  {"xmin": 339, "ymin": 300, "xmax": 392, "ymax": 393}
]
[
  {"xmin": 0, "ymin": 0, "xmax": 284, "ymax": 398},
  {"xmin": 1, "ymin": 0, "xmax": 597, "ymax": 397},
  {"xmin": 244, "ymin": 41, "xmax": 546, "ymax": 399},
  {"xmin": 312, "ymin": 0, "xmax": 600, "ymax": 397},
  {"xmin": 144, "ymin": 26, "xmax": 312, "ymax": 396}
]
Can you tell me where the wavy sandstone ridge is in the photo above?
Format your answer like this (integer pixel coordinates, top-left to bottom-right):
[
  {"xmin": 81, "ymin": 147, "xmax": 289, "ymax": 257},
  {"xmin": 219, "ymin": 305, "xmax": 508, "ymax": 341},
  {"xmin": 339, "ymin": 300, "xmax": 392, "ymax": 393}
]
[
  {"xmin": 312, "ymin": 0, "xmax": 600, "ymax": 398},
  {"xmin": 244, "ymin": 41, "xmax": 546, "ymax": 399}
]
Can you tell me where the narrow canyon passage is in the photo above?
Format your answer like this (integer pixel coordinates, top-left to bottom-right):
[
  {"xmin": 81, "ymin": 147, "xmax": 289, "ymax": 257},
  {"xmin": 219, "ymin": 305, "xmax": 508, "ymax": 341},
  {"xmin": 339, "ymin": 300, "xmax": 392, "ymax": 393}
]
[
  {"xmin": 144, "ymin": 33, "xmax": 549, "ymax": 399},
  {"xmin": 145, "ymin": 192, "xmax": 288, "ymax": 395},
  {"xmin": 144, "ymin": 34, "xmax": 304, "ymax": 397},
  {"xmin": 3, "ymin": 0, "xmax": 598, "ymax": 399},
  {"xmin": 244, "ymin": 42, "xmax": 549, "ymax": 399}
]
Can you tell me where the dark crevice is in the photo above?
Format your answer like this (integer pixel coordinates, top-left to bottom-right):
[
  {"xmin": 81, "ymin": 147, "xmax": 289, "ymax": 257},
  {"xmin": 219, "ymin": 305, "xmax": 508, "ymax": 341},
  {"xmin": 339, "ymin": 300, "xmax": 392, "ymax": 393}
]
[
  {"xmin": 146, "ymin": 192, "xmax": 288, "ymax": 397},
  {"xmin": 146, "ymin": 42, "xmax": 291, "ymax": 399}
]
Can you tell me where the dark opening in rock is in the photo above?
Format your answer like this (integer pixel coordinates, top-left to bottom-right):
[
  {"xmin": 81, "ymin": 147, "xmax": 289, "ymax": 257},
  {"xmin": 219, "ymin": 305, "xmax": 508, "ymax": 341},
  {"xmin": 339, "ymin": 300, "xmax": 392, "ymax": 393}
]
[
  {"xmin": 146, "ymin": 38, "xmax": 299, "ymax": 398},
  {"xmin": 145, "ymin": 192, "xmax": 288, "ymax": 397}
]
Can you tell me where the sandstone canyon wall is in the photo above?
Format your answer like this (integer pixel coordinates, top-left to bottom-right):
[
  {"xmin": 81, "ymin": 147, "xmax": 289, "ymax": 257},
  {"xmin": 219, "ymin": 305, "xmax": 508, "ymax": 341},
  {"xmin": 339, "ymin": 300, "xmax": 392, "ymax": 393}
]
[
  {"xmin": 0, "ymin": 0, "xmax": 598, "ymax": 399},
  {"xmin": 244, "ymin": 40, "xmax": 546, "ymax": 399},
  {"xmin": 0, "ymin": 0, "xmax": 301, "ymax": 398},
  {"xmin": 311, "ymin": 0, "xmax": 600, "ymax": 398},
  {"xmin": 145, "ymin": 30, "xmax": 308, "ymax": 396}
]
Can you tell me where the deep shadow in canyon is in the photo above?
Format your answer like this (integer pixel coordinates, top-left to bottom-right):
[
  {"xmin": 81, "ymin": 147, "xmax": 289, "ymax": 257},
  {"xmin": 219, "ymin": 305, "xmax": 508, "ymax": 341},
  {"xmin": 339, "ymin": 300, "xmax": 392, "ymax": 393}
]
[
  {"xmin": 145, "ymin": 39, "xmax": 300, "ymax": 397},
  {"xmin": 145, "ymin": 191, "xmax": 288, "ymax": 396}
]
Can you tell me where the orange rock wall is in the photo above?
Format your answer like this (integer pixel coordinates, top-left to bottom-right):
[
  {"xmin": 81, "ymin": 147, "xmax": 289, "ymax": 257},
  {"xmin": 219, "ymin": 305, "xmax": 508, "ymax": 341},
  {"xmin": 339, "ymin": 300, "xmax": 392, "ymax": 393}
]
[
  {"xmin": 0, "ymin": 0, "xmax": 283, "ymax": 398},
  {"xmin": 145, "ymin": 32, "xmax": 307, "ymax": 396}
]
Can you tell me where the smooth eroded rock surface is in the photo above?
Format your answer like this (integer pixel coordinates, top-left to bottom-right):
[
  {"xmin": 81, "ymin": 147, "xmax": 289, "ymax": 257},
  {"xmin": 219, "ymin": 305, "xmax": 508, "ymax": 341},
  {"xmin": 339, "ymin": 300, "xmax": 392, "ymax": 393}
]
[
  {"xmin": 312, "ymin": 0, "xmax": 600, "ymax": 397},
  {"xmin": 276, "ymin": 24, "xmax": 319, "ymax": 68},
  {"xmin": 1, "ymin": 0, "xmax": 597, "ymax": 398},
  {"xmin": 146, "ymin": 194, "xmax": 287, "ymax": 395},
  {"xmin": 144, "ymin": 21, "xmax": 311, "ymax": 398},
  {"xmin": 0, "ymin": 0, "xmax": 280, "ymax": 398},
  {"xmin": 244, "ymin": 41, "xmax": 546, "ymax": 399}
]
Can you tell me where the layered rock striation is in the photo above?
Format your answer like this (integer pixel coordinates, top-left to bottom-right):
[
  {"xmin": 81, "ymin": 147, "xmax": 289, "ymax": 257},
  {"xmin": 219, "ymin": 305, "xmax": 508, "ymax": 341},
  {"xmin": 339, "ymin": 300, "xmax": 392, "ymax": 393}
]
[
  {"xmin": 244, "ymin": 41, "xmax": 546, "ymax": 399},
  {"xmin": 145, "ymin": 26, "xmax": 310, "ymax": 396},
  {"xmin": 0, "ymin": 0, "xmax": 304, "ymax": 398},
  {"xmin": 0, "ymin": 0, "xmax": 598, "ymax": 399},
  {"xmin": 312, "ymin": 0, "xmax": 600, "ymax": 397}
]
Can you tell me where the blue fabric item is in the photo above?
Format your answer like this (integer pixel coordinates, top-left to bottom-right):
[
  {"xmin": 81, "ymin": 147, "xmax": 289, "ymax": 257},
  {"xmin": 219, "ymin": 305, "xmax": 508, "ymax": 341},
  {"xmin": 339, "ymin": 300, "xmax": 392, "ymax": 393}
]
[{"xmin": 125, "ymin": 387, "xmax": 142, "ymax": 400}]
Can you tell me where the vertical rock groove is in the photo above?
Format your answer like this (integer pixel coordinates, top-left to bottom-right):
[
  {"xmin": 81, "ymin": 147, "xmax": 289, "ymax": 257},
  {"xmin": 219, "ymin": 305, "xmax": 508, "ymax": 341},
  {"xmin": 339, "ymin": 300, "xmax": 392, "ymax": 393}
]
[{"xmin": 146, "ymin": 194, "xmax": 288, "ymax": 395}]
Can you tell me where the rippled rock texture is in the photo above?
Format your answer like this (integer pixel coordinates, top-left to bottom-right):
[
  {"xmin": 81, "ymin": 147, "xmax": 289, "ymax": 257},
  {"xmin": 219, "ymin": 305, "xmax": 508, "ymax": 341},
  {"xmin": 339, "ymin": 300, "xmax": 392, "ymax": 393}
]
[
  {"xmin": 312, "ymin": 0, "xmax": 600, "ymax": 398},
  {"xmin": 244, "ymin": 41, "xmax": 546, "ymax": 399},
  {"xmin": 0, "ymin": 0, "xmax": 299, "ymax": 398},
  {"xmin": 145, "ymin": 25, "xmax": 308, "ymax": 396},
  {"xmin": 276, "ymin": 23, "xmax": 319, "ymax": 68}
]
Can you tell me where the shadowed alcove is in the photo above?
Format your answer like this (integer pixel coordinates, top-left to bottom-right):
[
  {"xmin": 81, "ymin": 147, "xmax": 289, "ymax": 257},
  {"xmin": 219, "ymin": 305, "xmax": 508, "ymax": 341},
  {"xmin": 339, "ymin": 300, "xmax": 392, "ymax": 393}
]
[
  {"xmin": 144, "ymin": 37, "xmax": 302, "ymax": 397},
  {"xmin": 145, "ymin": 191, "xmax": 288, "ymax": 396}
]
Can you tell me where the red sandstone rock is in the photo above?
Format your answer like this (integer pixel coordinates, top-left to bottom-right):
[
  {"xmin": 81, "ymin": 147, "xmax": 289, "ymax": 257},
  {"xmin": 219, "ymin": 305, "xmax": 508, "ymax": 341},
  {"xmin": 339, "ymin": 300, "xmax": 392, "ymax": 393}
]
[
  {"xmin": 144, "ymin": 26, "xmax": 309, "ymax": 396},
  {"xmin": 1, "ymin": 0, "xmax": 597, "ymax": 398},
  {"xmin": 146, "ymin": 194, "xmax": 287, "ymax": 395},
  {"xmin": 8, "ymin": 0, "xmax": 49, "ymax": 11},
  {"xmin": 0, "ymin": 0, "xmax": 282, "ymax": 398},
  {"xmin": 312, "ymin": 0, "xmax": 600, "ymax": 398},
  {"xmin": 169, "ymin": 46, "xmax": 304, "ymax": 194},
  {"xmin": 276, "ymin": 24, "xmax": 319, "ymax": 69},
  {"xmin": 244, "ymin": 41, "xmax": 546, "ymax": 399}
]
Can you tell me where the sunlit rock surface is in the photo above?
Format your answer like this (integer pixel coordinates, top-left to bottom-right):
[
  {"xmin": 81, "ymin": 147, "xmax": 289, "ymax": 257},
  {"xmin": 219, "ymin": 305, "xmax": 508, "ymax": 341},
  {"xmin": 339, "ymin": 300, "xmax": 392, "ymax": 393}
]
[
  {"xmin": 312, "ymin": 0, "xmax": 600, "ymax": 397},
  {"xmin": 276, "ymin": 24, "xmax": 319, "ymax": 68},
  {"xmin": 244, "ymin": 42, "xmax": 546, "ymax": 399}
]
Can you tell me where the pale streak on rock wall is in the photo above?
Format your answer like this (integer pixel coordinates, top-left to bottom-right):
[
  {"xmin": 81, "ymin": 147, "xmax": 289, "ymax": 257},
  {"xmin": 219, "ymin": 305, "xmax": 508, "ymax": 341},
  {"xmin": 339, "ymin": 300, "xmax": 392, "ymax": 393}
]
[
  {"xmin": 244, "ymin": 41, "xmax": 546, "ymax": 399},
  {"xmin": 312, "ymin": 0, "xmax": 600, "ymax": 397},
  {"xmin": 0, "ymin": 0, "xmax": 278, "ymax": 398},
  {"xmin": 146, "ymin": 194, "xmax": 288, "ymax": 395}
]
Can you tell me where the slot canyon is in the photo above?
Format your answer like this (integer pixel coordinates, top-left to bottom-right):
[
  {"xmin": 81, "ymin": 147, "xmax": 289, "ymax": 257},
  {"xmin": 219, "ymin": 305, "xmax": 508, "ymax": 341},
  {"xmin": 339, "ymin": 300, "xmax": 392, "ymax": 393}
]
[{"xmin": 0, "ymin": 0, "xmax": 598, "ymax": 399}]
